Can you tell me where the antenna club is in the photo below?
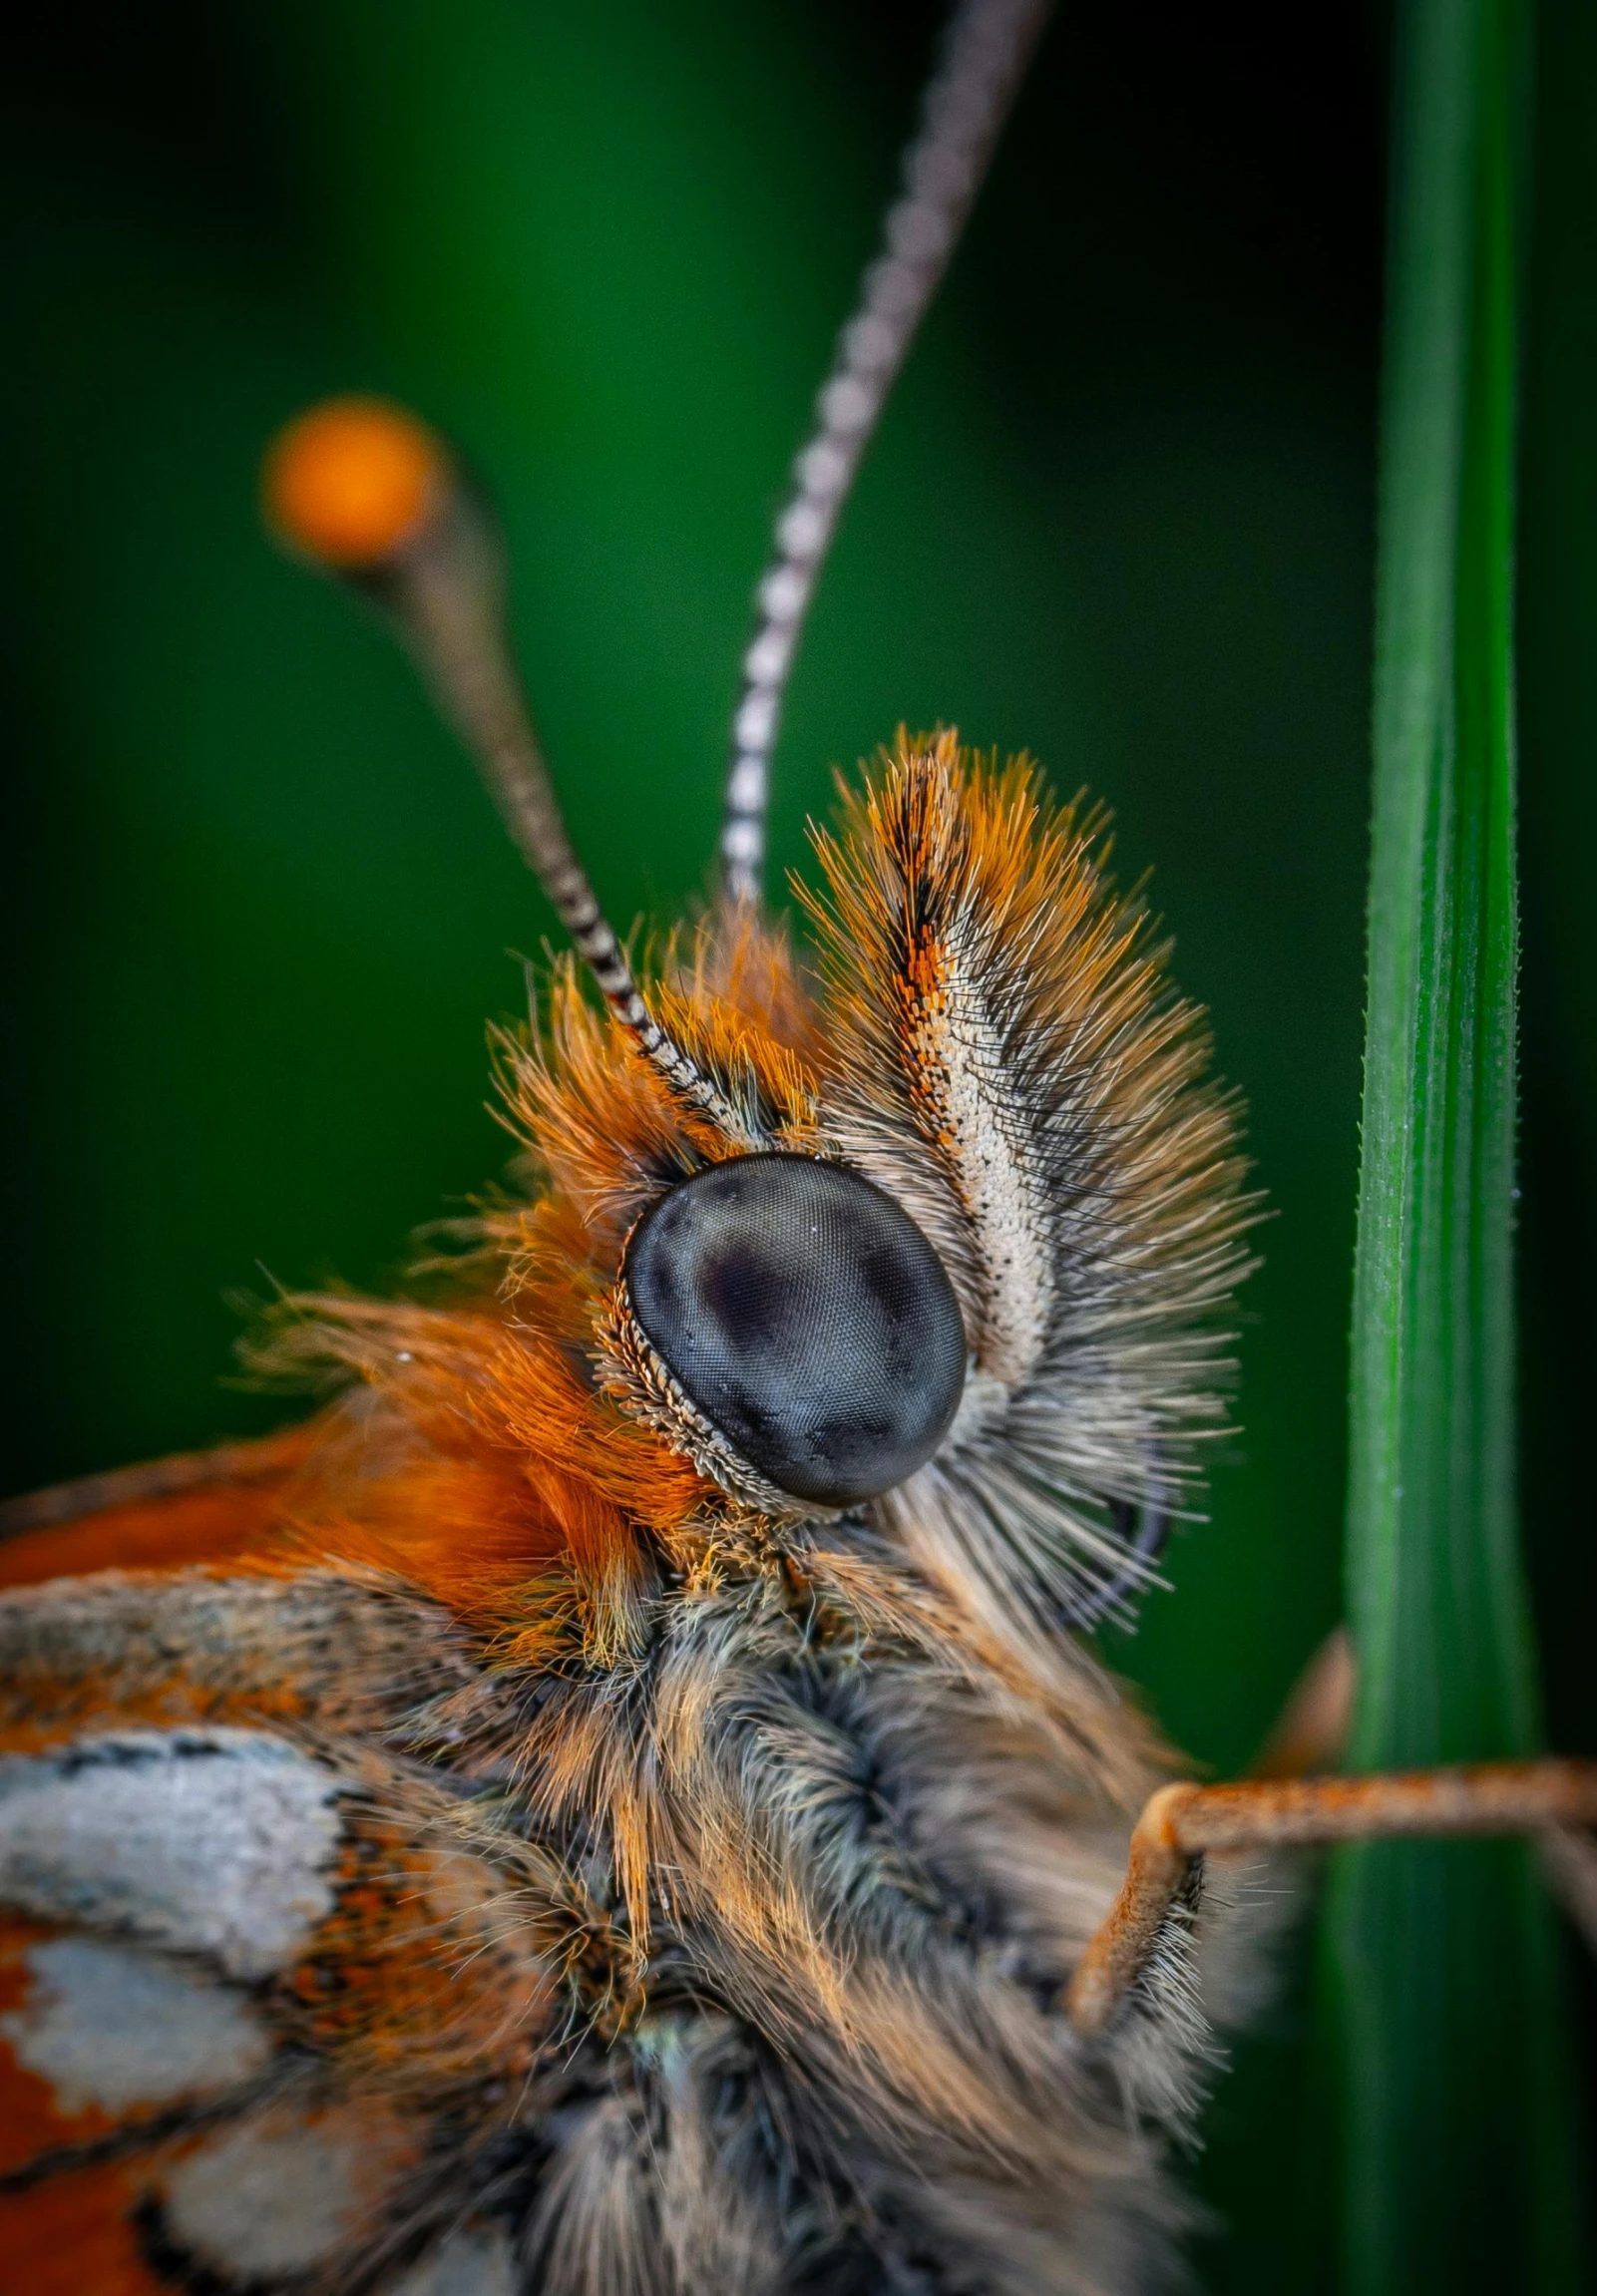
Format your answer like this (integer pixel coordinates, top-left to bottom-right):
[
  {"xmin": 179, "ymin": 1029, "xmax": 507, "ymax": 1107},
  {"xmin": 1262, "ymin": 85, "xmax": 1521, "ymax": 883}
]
[{"xmin": 262, "ymin": 395, "xmax": 448, "ymax": 570}]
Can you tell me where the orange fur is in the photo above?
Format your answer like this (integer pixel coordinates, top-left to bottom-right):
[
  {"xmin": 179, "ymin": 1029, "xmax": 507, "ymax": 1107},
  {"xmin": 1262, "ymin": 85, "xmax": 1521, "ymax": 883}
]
[
  {"xmin": 1, "ymin": 915, "xmax": 824, "ymax": 1653},
  {"xmin": 805, "ymin": 739, "xmax": 1248, "ymax": 1336},
  {"xmin": 272, "ymin": 1809, "xmax": 560, "ymax": 2088},
  {"xmin": 0, "ymin": 748, "xmax": 1260, "ymax": 2294}
]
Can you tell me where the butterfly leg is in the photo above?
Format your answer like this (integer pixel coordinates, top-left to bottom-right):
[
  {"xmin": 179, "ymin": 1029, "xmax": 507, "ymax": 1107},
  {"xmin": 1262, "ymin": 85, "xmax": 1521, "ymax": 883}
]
[
  {"xmin": 1064, "ymin": 1758, "xmax": 1597, "ymax": 2037},
  {"xmin": 1247, "ymin": 1625, "xmax": 1355, "ymax": 1777},
  {"xmin": 1243, "ymin": 1630, "xmax": 1597, "ymax": 1950}
]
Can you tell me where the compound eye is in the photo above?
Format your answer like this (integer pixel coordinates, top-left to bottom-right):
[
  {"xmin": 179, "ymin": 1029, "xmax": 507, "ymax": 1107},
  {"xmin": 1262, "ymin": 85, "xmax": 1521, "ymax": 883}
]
[{"xmin": 623, "ymin": 1154, "xmax": 967, "ymax": 1508}]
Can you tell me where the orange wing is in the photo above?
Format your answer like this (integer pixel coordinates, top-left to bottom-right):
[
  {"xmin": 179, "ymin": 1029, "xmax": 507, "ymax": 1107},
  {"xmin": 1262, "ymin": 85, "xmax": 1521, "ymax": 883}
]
[
  {"xmin": 0, "ymin": 1429, "xmax": 317, "ymax": 1592},
  {"xmin": 0, "ymin": 1431, "xmax": 597, "ymax": 2294},
  {"xmin": 0, "ymin": 1751, "xmax": 562, "ymax": 2294}
]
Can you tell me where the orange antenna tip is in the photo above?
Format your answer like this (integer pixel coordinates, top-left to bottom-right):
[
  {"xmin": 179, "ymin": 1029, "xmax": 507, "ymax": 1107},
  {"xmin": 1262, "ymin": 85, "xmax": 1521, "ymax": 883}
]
[
  {"xmin": 261, "ymin": 395, "xmax": 450, "ymax": 570},
  {"xmin": 267, "ymin": 393, "xmax": 758, "ymax": 1147}
]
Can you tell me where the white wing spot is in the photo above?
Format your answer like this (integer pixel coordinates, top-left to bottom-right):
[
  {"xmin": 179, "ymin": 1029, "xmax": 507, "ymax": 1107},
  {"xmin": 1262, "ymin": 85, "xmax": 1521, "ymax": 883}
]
[
  {"xmin": 0, "ymin": 1728, "xmax": 341, "ymax": 1978},
  {"xmin": 0, "ymin": 1936, "xmax": 272, "ymax": 2112},
  {"xmin": 160, "ymin": 2104, "xmax": 405, "ymax": 2277}
]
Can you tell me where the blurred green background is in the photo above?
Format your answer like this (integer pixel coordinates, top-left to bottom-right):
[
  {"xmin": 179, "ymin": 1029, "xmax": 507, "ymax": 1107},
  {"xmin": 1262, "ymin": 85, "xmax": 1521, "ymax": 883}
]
[{"xmin": 2, "ymin": 2, "xmax": 1592, "ymax": 2287}]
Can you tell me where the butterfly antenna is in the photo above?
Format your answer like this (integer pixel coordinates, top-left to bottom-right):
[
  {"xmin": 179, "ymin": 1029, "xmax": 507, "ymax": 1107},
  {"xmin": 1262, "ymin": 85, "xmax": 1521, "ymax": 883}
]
[
  {"xmin": 718, "ymin": 0, "xmax": 1052, "ymax": 909},
  {"xmin": 262, "ymin": 397, "xmax": 759, "ymax": 1145}
]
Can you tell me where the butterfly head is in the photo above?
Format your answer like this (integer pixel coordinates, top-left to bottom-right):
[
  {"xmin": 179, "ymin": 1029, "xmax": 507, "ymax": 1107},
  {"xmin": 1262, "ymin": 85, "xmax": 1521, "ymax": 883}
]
[{"xmin": 261, "ymin": 400, "xmax": 1255, "ymax": 1651}]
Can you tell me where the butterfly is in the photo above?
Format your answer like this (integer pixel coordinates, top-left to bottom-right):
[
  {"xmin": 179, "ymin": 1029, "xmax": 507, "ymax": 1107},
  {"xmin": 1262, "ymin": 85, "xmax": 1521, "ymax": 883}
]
[{"xmin": 3, "ymin": 3, "xmax": 1594, "ymax": 2292}]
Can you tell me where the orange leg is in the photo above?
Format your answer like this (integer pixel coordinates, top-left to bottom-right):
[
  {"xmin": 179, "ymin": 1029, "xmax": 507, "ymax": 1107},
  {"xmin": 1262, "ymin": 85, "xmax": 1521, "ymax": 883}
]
[
  {"xmin": 1243, "ymin": 1629, "xmax": 1597, "ymax": 1951},
  {"xmin": 1247, "ymin": 1625, "xmax": 1354, "ymax": 1778},
  {"xmin": 1065, "ymin": 1759, "xmax": 1597, "ymax": 2037},
  {"xmin": 1541, "ymin": 1823, "xmax": 1597, "ymax": 1954}
]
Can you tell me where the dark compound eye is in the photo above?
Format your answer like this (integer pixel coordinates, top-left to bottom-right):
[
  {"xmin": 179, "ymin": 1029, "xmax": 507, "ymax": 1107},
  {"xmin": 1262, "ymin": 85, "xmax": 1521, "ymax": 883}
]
[{"xmin": 623, "ymin": 1154, "xmax": 968, "ymax": 1508}]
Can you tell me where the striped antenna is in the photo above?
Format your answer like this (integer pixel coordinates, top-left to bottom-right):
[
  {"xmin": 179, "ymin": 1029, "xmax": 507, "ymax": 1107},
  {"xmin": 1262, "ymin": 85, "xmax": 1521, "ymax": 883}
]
[
  {"xmin": 719, "ymin": 0, "xmax": 1052, "ymax": 907},
  {"xmin": 263, "ymin": 397, "xmax": 760, "ymax": 1146}
]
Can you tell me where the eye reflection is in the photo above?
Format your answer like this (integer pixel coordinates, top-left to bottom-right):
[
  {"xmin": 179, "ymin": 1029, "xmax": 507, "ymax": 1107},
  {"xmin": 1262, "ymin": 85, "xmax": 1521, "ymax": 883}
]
[{"xmin": 623, "ymin": 1154, "xmax": 968, "ymax": 1507}]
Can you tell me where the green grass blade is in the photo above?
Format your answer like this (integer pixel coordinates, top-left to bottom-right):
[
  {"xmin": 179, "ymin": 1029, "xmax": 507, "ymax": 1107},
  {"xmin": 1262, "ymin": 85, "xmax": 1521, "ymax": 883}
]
[{"xmin": 1322, "ymin": 0, "xmax": 1583, "ymax": 2288}]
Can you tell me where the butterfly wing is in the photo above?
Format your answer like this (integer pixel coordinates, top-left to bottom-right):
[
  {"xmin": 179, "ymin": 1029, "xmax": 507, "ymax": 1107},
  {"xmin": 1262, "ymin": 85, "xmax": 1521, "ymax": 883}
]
[
  {"xmin": 0, "ymin": 1757, "xmax": 550, "ymax": 2293},
  {"xmin": 0, "ymin": 1444, "xmax": 569, "ymax": 2294},
  {"xmin": 0, "ymin": 1432, "xmax": 320, "ymax": 1590}
]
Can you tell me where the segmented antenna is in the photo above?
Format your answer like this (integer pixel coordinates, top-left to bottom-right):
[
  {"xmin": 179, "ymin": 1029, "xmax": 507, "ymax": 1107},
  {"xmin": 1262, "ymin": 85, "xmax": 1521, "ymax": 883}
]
[
  {"xmin": 719, "ymin": 0, "xmax": 1052, "ymax": 907},
  {"xmin": 263, "ymin": 397, "xmax": 759, "ymax": 1146}
]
